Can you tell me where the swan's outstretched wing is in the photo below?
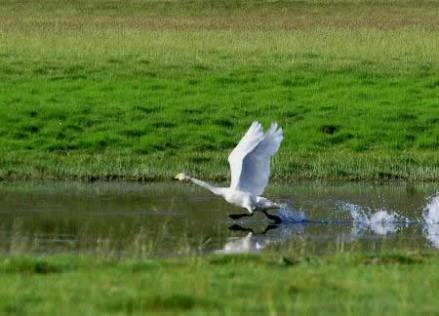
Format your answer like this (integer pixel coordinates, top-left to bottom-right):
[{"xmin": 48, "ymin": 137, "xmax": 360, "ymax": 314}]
[
  {"xmin": 228, "ymin": 122, "xmax": 265, "ymax": 190},
  {"xmin": 228, "ymin": 122, "xmax": 283, "ymax": 196}
]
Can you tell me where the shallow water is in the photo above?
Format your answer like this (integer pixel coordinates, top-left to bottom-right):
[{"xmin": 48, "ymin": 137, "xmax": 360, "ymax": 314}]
[{"xmin": 0, "ymin": 181, "xmax": 438, "ymax": 257}]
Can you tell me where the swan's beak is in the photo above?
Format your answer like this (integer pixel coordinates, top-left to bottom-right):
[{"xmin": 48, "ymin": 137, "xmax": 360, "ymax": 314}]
[{"xmin": 174, "ymin": 173, "xmax": 186, "ymax": 181}]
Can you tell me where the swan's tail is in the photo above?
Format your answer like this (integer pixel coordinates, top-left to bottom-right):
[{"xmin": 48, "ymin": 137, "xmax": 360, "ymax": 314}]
[{"xmin": 256, "ymin": 197, "xmax": 280, "ymax": 210}]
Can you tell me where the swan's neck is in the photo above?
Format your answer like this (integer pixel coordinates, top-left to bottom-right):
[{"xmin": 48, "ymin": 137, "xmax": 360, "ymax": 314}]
[{"xmin": 188, "ymin": 176, "xmax": 224, "ymax": 196}]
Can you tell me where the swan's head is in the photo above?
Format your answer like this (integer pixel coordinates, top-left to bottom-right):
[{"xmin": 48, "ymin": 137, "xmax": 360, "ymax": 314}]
[{"xmin": 174, "ymin": 173, "xmax": 189, "ymax": 181}]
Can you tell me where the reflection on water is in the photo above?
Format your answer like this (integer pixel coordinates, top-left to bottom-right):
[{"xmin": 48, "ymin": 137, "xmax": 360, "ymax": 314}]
[
  {"xmin": 0, "ymin": 181, "xmax": 438, "ymax": 257},
  {"xmin": 219, "ymin": 223, "xmax": 305, "ymax": 254}
]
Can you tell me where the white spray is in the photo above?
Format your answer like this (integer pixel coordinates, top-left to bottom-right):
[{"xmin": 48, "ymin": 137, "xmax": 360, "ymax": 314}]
[
  {"xmin": 277, "ymin": 203, "xmax": 306, "ymax": 223},
  {"xmin": 341, "ymin": 202, "xmax": 409, "ymax": 235},
  {"xmin": 423, "ymin": 193, "xmax": 439, "ymax": 249}
]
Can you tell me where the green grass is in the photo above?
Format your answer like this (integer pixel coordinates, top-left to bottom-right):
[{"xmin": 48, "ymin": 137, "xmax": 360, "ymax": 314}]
[
  {"xmin": 1, "ymin": 0, "xmax": 439, "ymax": 181},
  {"xmin": 0, "ymin": 251, "xmax": 438, "ymax": 315}
]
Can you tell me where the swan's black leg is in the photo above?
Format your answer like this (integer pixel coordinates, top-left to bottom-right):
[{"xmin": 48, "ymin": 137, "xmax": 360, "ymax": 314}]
[
  {"xmin": 261, "ymin": 224, "xmax": 279, "ymax": 234},
  {"xmin": 229, "ymin": 213, "xmax": 253, "ymax": 220},
  {"xmin": 229, "ymin": 223, "xmax": 279, "ymax": 234},
  {"xmin": 228, "ymin": 224, "xmax": 254, "ymax": 233},
  {"xmin": 262, "ymin": 210, "xmax": 282, "ymax": 224}
]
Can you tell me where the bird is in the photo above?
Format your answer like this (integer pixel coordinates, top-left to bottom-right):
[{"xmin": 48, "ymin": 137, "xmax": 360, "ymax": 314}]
[{"xmin": 175, "ymin": 121, "xmax": 284, "ymax": 223}]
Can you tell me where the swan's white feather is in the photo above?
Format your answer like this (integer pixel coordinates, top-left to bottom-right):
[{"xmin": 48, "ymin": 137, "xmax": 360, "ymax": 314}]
[
  {"xmin": 177, "ymin": 121, "xmax": 283, "ymax": 216},
  {"xmin": 228, "ymin": 122, "xmax": 283, "ymax": 196},
  {"xmin": 228, "ymin": 122, "xmax": 264, "ymax": 190}
]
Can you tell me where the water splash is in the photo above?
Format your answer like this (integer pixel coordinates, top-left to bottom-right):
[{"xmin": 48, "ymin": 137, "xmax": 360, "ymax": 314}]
[
  {"xmin": 424, "ymin": 193, "xmax": 439, "ymax": 224},
  {"xmin": 369, "ymin": 210, "xmax": 403, "ymax": 235},
  {"xmin": 340, "ymin": 202, "xmax": 408, "ymax": 235},
  {"xmin": 423, "ymin": 193, "xmax": 439, "ymax": 249},
  {"xmin": 278, "ymin": 203, "xmax": 306, "ymax": 223}
]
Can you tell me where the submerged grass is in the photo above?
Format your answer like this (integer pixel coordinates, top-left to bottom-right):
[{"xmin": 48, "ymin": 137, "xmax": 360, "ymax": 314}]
[
  {"xmin": 1, "ymin": 0, "xmax": 439, "ymax": 181},
  {"xmin": 0, "ymin": 251, "xmax": 438, "ymax": 314}
]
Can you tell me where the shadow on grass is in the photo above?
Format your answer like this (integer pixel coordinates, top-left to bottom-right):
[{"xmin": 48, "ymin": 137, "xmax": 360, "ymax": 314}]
[
  {"xmin": 0, "ymin": 255, "xmax": 77, "ymax": 274},
  {"xmin": 103, "ymin": 294, "xmax": 221, "ymax": 313}
]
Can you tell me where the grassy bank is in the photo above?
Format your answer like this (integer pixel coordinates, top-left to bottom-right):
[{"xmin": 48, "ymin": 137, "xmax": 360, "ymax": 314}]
[
  {"xmin": 1, "ymin": 1, "xmax": 439, "ymax": 181},
  {"xmin": 0, "ymin": 251, "xmax": 438, "ymax": 314}
]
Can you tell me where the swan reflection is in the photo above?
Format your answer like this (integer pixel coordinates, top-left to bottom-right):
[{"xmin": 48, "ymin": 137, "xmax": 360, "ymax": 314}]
[{"xmin": 218, "ymin": 223, "xmax": 305, "ymax": 254}]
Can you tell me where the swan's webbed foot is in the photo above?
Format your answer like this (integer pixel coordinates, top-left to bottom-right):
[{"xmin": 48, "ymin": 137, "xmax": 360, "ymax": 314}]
[
  {"xmin": 262, "ymin": 210, "xmax": 282, "ymax": 224},
  {"xmin": 229, "ymin": 213, "xmax": 253, "ymax": 220},
  {"xmin": 228, "ymin": 223, "xmax": 279, "ymax": 234}
]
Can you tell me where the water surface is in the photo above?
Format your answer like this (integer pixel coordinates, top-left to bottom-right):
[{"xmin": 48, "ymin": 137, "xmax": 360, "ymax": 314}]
[{"xmin": 0, "ymin": 181, "xmax": 438, "ymax": 257}]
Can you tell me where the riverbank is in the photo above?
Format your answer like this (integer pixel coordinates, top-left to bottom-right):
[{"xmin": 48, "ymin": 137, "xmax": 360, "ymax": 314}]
[
  {"xmin": 1, "ymin": 1, "xmax": 439, "ymax": 181},
  {"xmin": 3, "ymin": 150, "xmax": 439, "ymax": 182}
]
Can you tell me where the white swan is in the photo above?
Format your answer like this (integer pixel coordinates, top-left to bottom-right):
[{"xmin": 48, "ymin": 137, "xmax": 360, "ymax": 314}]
[{"xmin": 175, "ymin": 121, "xmax": 284, "ymax": 222}]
